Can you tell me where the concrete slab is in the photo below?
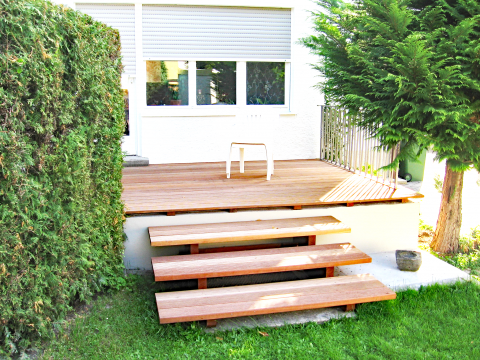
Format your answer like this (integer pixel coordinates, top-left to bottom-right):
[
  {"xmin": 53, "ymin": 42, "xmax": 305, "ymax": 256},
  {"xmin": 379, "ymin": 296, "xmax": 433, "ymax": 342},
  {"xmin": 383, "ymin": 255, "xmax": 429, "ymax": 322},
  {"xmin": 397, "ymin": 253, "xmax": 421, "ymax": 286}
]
[
  {"xmin": 204, "ymin": 307, "xmax": 355, "ymax": 333},
  {"xmin": 123, "ymin": 155, "xmax": 149, "ymax": 167},
  {"xmin": 336, "ymin": 250, "xmax": 470, "ymax": 291}
]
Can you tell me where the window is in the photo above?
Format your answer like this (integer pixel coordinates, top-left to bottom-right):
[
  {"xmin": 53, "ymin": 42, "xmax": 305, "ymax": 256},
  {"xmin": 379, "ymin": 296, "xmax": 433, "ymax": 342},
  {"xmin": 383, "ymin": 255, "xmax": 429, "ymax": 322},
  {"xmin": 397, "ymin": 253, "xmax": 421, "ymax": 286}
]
[
  {"xmin": 196, "ymin": 61, "xmax": 236, "ymax": 105},
  {"xmin": 146, "ymin": 61, "xmax": 189, "ymax": 106},
  {"xmin": 247, "ymin": 62, "xmax": 285, "ymax": 105},
  {"xmin": 145, "ymin": 60, "xmax": 288, "ymax": 107},
  {"xmin": 142, "ymin": 5, "xmax": 291, "ymax": 108}
]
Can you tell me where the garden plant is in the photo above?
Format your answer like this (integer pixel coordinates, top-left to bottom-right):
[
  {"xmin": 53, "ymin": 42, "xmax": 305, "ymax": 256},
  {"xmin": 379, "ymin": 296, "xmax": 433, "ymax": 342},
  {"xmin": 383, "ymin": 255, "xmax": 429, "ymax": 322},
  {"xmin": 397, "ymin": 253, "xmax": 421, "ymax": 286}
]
[
  {"xmin": 0, "ymin": 0, "xmax": 125, "ymax": 355},
  {"xmin": 303, "ymin": 0, "xmax": 480, "ymax": 253}
]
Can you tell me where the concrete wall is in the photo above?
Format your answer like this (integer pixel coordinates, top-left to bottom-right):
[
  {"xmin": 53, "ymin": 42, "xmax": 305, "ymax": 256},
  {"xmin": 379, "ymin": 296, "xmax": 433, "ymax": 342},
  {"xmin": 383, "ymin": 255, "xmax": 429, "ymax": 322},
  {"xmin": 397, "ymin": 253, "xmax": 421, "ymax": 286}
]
[{"xmin": 124, "ymin": 202, "xmax": 420, "ymax": 270}]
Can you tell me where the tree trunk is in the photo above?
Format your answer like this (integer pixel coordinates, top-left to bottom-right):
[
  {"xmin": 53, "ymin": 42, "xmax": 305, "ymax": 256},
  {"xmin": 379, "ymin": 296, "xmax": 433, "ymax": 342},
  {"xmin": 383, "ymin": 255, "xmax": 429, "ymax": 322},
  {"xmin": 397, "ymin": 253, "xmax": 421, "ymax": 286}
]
[{"xmin": 431, "ymin": 161, "xmax": 464, "ymax": 253}]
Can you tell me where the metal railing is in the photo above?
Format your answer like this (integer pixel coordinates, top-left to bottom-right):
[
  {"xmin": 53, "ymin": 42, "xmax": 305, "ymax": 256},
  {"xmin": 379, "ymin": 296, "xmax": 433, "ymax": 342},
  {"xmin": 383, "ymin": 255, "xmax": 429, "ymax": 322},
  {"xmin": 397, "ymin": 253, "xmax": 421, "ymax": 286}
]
[{"xmin": 320, "ymin": 106, "xmax": 399, "ymax": 188}]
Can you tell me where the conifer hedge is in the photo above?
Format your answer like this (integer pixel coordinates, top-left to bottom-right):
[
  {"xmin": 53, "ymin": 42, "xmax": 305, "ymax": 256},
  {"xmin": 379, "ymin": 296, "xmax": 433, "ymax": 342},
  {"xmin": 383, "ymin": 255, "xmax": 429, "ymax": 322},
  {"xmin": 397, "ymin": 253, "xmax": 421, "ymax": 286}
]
[{"xmin": 0, "ymin": 0, "xmax": 125, "ymax": 354}]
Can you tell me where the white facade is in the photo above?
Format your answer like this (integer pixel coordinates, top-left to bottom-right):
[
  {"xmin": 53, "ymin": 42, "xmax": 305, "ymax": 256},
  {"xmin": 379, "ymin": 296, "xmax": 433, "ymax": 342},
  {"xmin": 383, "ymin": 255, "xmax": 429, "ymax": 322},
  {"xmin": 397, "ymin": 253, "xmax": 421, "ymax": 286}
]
[{"xmin": 55, "ymin": 0, "xmax": 323, "ymax": 163}]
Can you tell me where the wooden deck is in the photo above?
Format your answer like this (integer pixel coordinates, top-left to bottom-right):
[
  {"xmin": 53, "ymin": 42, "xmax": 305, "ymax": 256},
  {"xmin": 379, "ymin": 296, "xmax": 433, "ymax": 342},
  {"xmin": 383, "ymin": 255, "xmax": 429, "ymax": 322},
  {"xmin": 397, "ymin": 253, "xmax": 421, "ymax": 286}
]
[{"xmin": 122, "ymin": 159, "xmax": 423, "ymax": 215}]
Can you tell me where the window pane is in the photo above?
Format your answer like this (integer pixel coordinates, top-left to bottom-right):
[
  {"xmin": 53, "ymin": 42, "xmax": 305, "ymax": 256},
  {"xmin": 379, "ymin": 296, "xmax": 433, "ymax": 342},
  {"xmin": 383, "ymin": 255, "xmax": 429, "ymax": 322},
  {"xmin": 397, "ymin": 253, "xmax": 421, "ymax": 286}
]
[
  {"xmin": 247, "ymin": 62, "xmax": 285, "ymax": 105},
  {"xmin": 196, "ymin": 61, "xmax": 236, "ymax": 105},
  {"xmin": 146, "ymin": 61, "xmax": 188, "ymax": 106}
]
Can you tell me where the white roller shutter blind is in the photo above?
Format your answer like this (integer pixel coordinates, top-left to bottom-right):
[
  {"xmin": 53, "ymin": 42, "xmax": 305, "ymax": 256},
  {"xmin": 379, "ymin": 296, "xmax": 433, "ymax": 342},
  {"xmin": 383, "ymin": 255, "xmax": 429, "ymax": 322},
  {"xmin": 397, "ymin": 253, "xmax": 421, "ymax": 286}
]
[
  {"xmin": 76, "ymin": 4, "xmax": 136, "ymax": 75},
  {"xmin": 142, "ymin": 5, "xmax": 291, "ymax": 60}
]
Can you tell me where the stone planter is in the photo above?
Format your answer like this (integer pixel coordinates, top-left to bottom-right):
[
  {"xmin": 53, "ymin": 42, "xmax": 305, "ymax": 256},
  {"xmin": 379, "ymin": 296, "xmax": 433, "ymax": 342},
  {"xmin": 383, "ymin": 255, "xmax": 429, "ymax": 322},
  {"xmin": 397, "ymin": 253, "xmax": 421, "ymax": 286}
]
[{"xmin": 396, "ymin": 250, "xmax": 422, "ymax": 271}]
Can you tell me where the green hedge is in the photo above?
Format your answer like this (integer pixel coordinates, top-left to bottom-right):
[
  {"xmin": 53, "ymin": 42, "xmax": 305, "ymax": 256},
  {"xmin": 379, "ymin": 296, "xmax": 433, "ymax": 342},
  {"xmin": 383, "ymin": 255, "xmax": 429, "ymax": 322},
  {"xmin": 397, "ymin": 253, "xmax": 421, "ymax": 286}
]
[{"xmin": 0, "ymin": 0, "xmax": 125, "ymax": 354}]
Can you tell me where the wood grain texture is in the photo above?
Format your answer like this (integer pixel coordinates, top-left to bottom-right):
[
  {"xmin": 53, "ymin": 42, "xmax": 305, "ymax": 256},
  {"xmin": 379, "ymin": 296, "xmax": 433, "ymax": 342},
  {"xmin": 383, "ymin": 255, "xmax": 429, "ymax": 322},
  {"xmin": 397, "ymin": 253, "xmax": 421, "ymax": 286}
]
[
  {"xmin": 122, "ymin": 160, "xmax": 423, "ymax": 214},
  {"xmin": 152, "ymin": 243, "xmax": 371, "ymax": 281},
  {"xmin": 155, "ymin": 274, "xmax": 396, "ymax": 323},
  {"xmin": 149, "ymin": 216, "xmax": 351, "ymax": 246},
  {"xmin": 199, "ymin": 243, "xmax": 282, "ymax": 254}
]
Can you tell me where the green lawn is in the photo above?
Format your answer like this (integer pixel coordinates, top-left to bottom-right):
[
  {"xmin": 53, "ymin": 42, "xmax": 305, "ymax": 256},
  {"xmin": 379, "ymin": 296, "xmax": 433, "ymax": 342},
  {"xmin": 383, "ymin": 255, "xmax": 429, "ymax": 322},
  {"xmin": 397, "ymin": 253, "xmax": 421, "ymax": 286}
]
[{"xmin": 40, "ymin": 277, "xmax": 480, "ymax": 360}]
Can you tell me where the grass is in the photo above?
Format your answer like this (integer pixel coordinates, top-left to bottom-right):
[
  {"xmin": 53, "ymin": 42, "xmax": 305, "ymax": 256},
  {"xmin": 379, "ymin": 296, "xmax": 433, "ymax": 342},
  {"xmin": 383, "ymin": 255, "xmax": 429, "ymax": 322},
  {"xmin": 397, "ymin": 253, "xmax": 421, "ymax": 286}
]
[{"xmin": 38, "ymin": 277, "xmax": 480, "ymax": 360}]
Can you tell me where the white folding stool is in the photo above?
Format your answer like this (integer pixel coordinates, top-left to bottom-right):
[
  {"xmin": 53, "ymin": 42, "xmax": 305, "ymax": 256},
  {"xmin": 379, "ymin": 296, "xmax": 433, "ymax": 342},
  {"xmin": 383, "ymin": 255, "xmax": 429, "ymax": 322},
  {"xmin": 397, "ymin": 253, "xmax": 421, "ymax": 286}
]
[{"xmin": 226, "ymin": 114, "xmax": 275, "ymax": 180}]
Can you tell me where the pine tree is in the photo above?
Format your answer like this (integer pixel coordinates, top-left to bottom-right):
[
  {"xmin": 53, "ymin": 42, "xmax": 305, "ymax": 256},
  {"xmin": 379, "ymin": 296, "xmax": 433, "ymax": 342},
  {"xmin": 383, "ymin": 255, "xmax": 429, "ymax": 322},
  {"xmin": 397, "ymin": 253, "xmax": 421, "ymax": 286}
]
[{"xmin": 303, "ymin": 0, "xmax": 480, "ymax": 253}]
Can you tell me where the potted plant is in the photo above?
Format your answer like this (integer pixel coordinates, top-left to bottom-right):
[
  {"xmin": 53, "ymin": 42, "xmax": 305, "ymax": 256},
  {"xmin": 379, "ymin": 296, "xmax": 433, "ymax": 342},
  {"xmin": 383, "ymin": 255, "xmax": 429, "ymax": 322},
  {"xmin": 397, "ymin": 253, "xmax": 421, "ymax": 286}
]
[{"xmin": 169, "ymin": 86, "xmax": 181, "ymax": 105}]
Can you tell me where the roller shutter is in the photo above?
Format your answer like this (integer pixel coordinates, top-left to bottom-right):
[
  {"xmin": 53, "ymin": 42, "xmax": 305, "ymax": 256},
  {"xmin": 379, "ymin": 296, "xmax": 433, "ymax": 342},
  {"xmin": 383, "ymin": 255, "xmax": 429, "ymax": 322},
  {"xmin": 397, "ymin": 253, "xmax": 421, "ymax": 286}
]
[
  {"xmin": 142, "ymin": 5, "xmax": 291, "ymax": 60},
  {"xmin": 76, "ymin": 4, "xmax": 136, "ymax": 74}
]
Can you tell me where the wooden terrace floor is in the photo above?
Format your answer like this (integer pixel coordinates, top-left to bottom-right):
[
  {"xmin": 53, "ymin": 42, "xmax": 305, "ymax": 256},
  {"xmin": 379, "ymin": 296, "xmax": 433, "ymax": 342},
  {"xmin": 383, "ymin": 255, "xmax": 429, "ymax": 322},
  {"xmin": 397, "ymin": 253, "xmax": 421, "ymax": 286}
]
[{"xmin": 122, "ymin": 160, "xmax": 423, "ymax": 215}]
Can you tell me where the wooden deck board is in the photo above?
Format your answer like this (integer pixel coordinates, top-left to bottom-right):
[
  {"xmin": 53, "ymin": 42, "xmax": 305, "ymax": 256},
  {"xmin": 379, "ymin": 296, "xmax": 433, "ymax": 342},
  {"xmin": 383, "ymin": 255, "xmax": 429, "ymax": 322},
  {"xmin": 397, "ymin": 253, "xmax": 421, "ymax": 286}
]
[
  {"xmin": 155, "ymin": 274, "xmax": 396, "ymax": 323},
  {"xmin": 122, "ymin": 160, "xmax": 422, "ymax": 214},
  {"xmin": 152, "ymin": 243, "xmax": 371, "ymax": 281},
  {"xmin": 149, "ymin": 216, "xmax": 351, "ymax": 246}
]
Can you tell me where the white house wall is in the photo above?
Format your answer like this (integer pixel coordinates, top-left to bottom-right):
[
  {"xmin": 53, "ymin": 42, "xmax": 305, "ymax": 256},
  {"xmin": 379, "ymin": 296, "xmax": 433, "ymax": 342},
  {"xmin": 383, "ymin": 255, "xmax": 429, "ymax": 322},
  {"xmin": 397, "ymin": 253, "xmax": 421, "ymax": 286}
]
[
  {"xmin": 54, "ymin": 0, "xmax": 323, "ymax": 163},
  {"xmin": 124, "ymin": 202, "xmax": 420, "ymax": 270}
]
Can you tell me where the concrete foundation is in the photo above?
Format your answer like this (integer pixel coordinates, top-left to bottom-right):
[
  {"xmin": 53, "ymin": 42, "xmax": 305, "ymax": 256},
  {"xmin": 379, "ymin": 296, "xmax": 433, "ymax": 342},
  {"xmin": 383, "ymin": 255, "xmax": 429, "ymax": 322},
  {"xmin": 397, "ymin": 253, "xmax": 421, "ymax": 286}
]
[
  {"xmin": 123, "ymin": 155, "xmax": 149, "ymax": 167},
  {"xmin": 123, "ymin": 201, "xmax": 420, "ymax": 270}
]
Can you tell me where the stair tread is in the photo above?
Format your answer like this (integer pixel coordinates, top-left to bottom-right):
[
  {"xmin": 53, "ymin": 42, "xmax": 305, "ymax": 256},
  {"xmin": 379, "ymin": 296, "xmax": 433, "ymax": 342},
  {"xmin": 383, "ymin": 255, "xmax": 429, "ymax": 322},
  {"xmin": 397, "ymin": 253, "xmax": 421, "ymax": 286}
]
[
  {"xmin": 149, "ymin": 216, "xmax": 351, "ymax": 246},
  {"xmin": 152, "ymin": 243, "xmax": 371, "ymax": 281},
  {"xmin": 155, "ymin": 274, "xmax": 396, "ymax": 323}
]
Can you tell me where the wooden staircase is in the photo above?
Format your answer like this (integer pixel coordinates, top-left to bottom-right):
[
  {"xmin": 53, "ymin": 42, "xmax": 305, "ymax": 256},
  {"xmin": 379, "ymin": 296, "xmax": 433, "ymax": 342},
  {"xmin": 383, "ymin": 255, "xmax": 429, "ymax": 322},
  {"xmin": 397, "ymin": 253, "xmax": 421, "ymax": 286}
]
[{"xmin": 149, "ymin": 216, "xmax": 396, "ymax": 327}]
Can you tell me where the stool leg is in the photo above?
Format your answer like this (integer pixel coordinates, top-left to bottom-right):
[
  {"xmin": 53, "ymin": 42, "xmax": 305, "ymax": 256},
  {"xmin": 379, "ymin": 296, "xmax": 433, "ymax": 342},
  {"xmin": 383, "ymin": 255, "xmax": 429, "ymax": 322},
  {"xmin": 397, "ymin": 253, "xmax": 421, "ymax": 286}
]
[
  {"xmin": 239, "ymin": 147, "xmax": 245, "ymax": 173},
  {"xmin": 265, "ymin": 145, "xmax": 272, "ymax": 180},
  {"xmin": 226, "ymin": 144, "xmax": 233, "ymax": 178},
  {"xmin": 270, "ymin": 151, "xmax": 274, "ymax": 174}
]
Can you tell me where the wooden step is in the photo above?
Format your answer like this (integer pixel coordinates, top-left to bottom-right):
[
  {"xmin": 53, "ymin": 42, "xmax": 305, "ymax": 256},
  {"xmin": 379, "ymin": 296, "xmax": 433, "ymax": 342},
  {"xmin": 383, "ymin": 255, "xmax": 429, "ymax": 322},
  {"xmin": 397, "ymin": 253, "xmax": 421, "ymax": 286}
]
[
  {"xmin": 152, "ymin": 243, "xmax": 371, "ymax": 281},
  {"xmin": 149, "ymin": 216, "xmax": 351, "ymax": 246},
  {"xmin": 155, "ymin": 274, "xmax": 396, "ymax": 324}
]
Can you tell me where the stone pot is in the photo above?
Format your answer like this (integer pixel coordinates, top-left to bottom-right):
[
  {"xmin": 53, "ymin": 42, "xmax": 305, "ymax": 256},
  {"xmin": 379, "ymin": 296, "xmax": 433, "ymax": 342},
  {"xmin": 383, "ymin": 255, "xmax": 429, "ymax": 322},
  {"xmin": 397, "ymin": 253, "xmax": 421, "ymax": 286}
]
[{"xmin": 396, "ymin": 250, "xmax": 422, "ymax": 271}]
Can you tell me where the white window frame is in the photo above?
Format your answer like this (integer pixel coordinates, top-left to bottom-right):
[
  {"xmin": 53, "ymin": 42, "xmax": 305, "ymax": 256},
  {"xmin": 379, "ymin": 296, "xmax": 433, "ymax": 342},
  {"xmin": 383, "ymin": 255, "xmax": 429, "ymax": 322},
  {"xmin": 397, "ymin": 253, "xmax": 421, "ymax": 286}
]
[{"xmin": 142, "ymin": 59, "xmax": 291, "ymax": 116}]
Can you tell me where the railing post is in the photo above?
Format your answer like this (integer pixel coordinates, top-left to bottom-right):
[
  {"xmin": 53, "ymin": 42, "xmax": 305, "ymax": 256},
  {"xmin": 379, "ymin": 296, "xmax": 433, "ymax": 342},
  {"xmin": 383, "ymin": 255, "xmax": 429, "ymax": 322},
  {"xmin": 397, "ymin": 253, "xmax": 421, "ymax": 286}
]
[{"xmin": 320, "ymin": 105, "xmax": 324, "ymax": 160}]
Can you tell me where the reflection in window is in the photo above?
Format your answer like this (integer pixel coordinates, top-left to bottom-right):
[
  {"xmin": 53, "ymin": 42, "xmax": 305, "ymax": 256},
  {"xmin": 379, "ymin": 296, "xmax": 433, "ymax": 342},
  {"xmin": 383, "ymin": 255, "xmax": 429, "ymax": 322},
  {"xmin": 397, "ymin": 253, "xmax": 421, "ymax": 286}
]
[
  {"xmin": 146, "ymin": 61, "xmax": 188, "ymax": 106},
  {"xmin": 196, "ymin": 61, "xmax": 236, "ymax": 105},
  {"xmin": 123, "ymin": 89, "xmax": 129, "ymax": 135},
  {"xmin": 247, "ymin": 62, "xmax": 285, "ymax": 105}
]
